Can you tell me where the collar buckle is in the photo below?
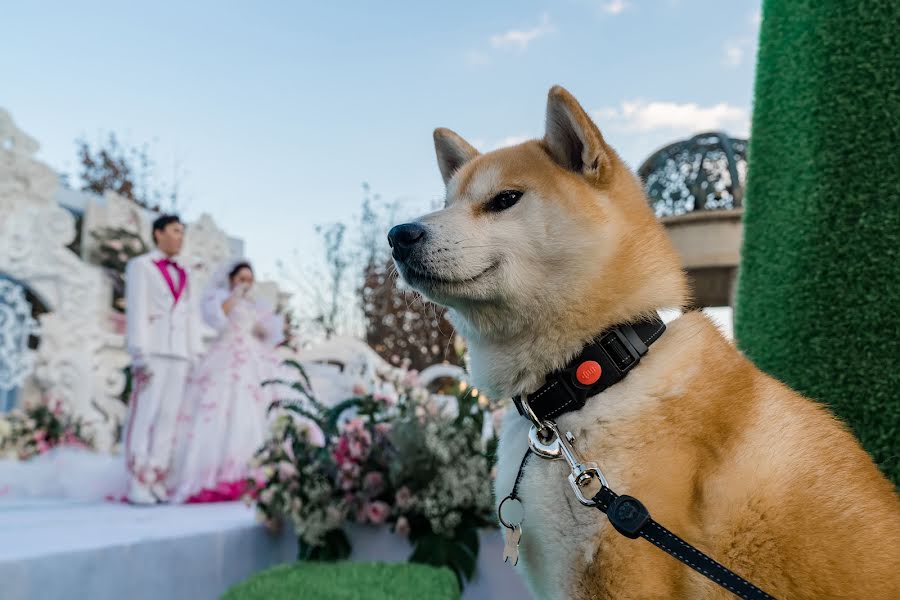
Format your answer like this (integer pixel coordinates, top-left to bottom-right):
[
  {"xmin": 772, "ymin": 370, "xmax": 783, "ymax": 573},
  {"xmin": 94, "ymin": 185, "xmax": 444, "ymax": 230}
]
[{"xmin": 599, "ymin": 326, "xmax": 643, "ymax": 374}]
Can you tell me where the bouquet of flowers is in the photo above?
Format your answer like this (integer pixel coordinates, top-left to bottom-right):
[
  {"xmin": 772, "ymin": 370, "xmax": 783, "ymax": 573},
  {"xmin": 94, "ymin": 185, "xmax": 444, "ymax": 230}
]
[
  {"xmin": 250, "ymin": 360, "xmax": 500, "ymax": 586},
  {"xmin": 0, "ymin": 398, "xmax": 93, "ymax": 460}
]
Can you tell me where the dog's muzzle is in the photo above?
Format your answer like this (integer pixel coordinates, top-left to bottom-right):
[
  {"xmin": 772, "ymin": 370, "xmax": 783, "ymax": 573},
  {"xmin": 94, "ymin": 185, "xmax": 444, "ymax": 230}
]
[{"xmin": 387, "ymin": 222, "xmax": 426, "ymax": 262}]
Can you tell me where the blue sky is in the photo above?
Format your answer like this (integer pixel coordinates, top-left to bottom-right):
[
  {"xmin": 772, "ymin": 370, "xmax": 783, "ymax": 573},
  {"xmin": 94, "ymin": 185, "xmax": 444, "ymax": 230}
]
[{"xmin": 1, "ymin": 1, "xmax": 760, "ymax": 281}]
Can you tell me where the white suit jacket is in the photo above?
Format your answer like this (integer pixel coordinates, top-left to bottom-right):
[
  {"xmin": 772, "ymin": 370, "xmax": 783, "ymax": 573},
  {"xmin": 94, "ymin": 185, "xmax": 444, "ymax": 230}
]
[{"xmin": 125, "ymin": 250, "xmax": 204, "ymax": 362}]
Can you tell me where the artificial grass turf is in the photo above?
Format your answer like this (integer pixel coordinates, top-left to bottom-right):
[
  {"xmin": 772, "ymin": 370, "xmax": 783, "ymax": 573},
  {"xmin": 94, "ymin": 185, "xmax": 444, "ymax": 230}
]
[
  {"xmin": 220, "ymin": 561, "xmax": 460, "ymax": 600},
  {"xmin": 735, "ymin": 0, "xmax": 900, "ymax": 482}
]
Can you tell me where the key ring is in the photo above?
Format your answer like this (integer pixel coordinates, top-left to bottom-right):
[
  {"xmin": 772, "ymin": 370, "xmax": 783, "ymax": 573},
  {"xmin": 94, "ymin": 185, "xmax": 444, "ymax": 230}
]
[{"xmin": 497, "ymin": 495, "xmax": 525, "ymax": 529}]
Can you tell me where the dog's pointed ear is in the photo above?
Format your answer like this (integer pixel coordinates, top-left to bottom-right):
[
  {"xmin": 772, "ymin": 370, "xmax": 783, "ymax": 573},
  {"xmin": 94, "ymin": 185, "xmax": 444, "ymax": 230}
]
[
  {"xmin": 434, "ymin": 128, "xmax": 480, "ymax": 185},
  {"xmin": 543, "ymin": 86, "xmax": 612, "ymax": 183}
]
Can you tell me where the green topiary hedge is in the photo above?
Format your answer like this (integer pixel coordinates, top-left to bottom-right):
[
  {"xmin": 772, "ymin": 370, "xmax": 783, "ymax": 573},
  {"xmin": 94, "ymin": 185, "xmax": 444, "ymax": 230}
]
[
  {"xmin": 221, "ymin": 561, "xmax": 460, "ymax": 600},
  {"xmin": 735, "ymin": 0, "xmax": 900, "ymax": 482}
]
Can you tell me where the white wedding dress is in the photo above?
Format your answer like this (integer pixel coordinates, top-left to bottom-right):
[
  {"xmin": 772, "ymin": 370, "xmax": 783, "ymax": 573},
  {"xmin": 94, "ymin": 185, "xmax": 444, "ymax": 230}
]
[{"xmin": 167, "ymin": 286, "xmax": 284, "ymax": 503}]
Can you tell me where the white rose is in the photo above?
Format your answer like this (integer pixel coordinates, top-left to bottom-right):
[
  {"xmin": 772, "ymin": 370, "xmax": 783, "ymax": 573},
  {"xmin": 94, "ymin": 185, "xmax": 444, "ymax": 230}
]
[{"xmin": 0, "ymin": 418, "xmax": 11, "ymax": 440}]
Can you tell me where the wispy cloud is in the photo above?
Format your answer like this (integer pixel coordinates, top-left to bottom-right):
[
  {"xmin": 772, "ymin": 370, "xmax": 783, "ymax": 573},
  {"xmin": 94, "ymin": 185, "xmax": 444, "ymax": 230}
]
[
  {"xmin": 723, "ymin": 40, "xmax": 746, "ymax": 68},
  {"xmin": 592, "ymin": 100, "xmax": 750, "ymax": 136},
  {"xmin": 591, "ymin": 99, "xmax": 751, "ymax": 166},
  {"xmin": 600, "ymin": 0, "xmax": 629, "ymax": 15},
  {"xmin": 489, "ymin": 13, "xmax": 555, "ymax": 51},
  {"xmin": 721, "ymin": 10, "xmax": 761, "ymax": 69}
]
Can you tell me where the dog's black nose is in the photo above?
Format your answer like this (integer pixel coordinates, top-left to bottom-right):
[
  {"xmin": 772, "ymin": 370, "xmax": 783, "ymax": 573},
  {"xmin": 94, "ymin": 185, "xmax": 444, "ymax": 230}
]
[{"xmin": 388, "ymin": 223, "xmax": 427, "ymax": 260}]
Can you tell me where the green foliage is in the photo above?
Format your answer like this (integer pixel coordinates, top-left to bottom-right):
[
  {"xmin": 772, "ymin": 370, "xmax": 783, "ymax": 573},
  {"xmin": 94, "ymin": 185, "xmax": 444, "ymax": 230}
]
[
  {"xmin": 221, "ymin": 561, "xmax": 459, "ymax": 600},
  {"xmin": 736, "ymin": 0, "xmax": 900, "ymax": 482},
  {"xmin": 298, "ymin": 529, "xmax": 352, "ymax": 562}
]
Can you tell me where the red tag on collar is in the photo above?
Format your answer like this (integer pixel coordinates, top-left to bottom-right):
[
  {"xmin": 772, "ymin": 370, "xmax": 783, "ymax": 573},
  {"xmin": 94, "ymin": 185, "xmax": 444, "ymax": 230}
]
[{"xmin": 576, "ymin": 360, "xmax": 602, "ymax": 386}]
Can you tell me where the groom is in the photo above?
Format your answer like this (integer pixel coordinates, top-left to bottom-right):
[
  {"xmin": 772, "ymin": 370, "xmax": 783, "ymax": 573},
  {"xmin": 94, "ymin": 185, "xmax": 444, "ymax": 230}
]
[{"xmin": 124, "ymin": 214, "xmax": 204, "ymax": 504}]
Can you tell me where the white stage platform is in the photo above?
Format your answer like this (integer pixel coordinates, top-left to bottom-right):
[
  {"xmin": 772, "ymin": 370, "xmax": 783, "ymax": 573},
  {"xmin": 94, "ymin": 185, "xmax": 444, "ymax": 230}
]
[{"xmin": 0, "ymin": 500, "xmax": 533, "ymax": 600}]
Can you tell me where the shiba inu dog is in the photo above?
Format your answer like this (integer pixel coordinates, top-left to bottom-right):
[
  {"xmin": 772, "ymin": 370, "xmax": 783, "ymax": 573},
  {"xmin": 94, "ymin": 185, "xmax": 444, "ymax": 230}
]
[{"xmin": 388, "ymin": 86, "xmax": 900, "ymax": 599}]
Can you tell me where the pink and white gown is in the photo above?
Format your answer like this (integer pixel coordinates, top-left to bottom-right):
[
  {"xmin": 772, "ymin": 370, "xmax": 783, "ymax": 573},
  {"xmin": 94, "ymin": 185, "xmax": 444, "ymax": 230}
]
[{"xmin": 169, "ymin": 291, "xmax": 284, "ymax": 503}]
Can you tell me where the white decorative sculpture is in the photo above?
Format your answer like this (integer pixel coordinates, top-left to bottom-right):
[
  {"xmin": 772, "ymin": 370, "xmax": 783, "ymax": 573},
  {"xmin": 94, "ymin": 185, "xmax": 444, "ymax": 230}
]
[
  {"xmin": 0, "ymin": 109, "xmax": 124, "ymax": 449},
  {"xmin": 80, "ymin": 190, "xmax": 150, "ymax": 259},
  {"xmin": 1, "ymin": 108, "xmax": 289, "ymax": 451},
  {"xmin": 181, "ymin": 213, "xmax": 233, "ymax": 292}
]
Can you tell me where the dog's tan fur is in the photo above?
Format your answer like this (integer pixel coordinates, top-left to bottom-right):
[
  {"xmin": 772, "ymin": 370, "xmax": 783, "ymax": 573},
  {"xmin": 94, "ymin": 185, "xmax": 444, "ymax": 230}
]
[{"xmin": 393, "ymin": 86, "xmax": 900, "ymax": 599}]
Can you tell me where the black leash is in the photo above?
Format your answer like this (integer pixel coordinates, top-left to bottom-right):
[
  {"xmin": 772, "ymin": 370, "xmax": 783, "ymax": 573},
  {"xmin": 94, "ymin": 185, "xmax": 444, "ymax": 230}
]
[
  {"xmin": 502, "ymin": 447, "xmax": 776, "ymax": 599},
  {"xmin": 592, "ymin": 485, "xmax": 776, "ymax": 600}
]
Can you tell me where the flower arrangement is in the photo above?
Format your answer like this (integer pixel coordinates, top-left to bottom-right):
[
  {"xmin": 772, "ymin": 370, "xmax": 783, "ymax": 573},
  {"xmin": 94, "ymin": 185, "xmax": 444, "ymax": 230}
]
[
  {"xmin": 250, "ymin": 360, "xmax": 500, "ymax": 586},
  {"xmin": 90, "ymin": 226, "xmax": 149, "ymax": 312},
  {"xmin": 0, "ymin": 398, "xmax": 93, "ymax": 460}
]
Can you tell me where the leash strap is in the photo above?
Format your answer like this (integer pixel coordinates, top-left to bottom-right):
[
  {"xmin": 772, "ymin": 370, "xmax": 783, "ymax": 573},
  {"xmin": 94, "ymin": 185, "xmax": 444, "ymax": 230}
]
[{"xmin": 592, "ymin": 486, "xmax": 776, "ymax": 600}]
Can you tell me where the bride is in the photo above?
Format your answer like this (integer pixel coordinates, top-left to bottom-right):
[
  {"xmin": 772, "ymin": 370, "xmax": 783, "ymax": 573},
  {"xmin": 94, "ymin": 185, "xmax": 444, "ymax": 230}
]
[{"xmin": 169, "ymin": 259, "xmax": 285, "ymax": 503}]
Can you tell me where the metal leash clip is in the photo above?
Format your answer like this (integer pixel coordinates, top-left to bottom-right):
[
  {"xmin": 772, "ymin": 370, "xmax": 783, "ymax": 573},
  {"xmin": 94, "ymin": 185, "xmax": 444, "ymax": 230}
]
[{"xmin": 526, "ymin": 417, "xmax": 608, "ymax": 507}]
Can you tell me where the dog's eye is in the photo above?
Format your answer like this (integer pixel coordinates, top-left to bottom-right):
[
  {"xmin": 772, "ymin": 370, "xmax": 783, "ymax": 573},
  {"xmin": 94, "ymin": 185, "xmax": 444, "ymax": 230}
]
[{"xmin": 486, "ymin": 190, "xmax": 523, "ymax": 212}]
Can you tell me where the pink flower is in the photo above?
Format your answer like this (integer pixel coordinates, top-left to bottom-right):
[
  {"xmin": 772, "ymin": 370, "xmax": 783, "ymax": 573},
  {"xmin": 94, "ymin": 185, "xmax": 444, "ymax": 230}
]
[
  {"xmin": 277, "ymin": 461, "xmax": 297, "ymax": 479},
  {"xmin": 332, "ymin": 436, "xmax": 351, "ymax": 465},
  {"xmin": 33, "ymin": 430, "xmax": 46, "ymax": 442},
  {"xmin": 36, "ymin": 440, "xmax": 50, "ymax": 453},
  {"xmin": 297, "ymin": 419, "xmax": 325, "ymax": 448},
  {"xmin": 395, "ymin": 486, "xmax": 412, "ymax": 510},
  {"xmin": 394, "ymin": 516, "xmax": 410, "ymax": 537},
  {"xmin": 343, "ymin": 418, "xmax": 365, "ymax": 434},
  {"xmin": 348, "ymin": 439, "xmax": 369, "ymax": 461},
  {"xmin": 363, "ymin": 471, "xmax": 384, "ymax": 495},
  {"xmin": 352, "ymin": 383, "xmax": 367, "ymax": 396},
  {"xmin": 401, "ymin": 370, "xmax": 420, "ymax": 388},
  {"xmin": 338, "ymin": 463, "xmax": 360, "ymax": 490},
  {"xmin": 106, "ymin": 240, "xmax": 124, "ymax": 251},
  {"xmin": 365, "ymin": 501, "xmax": 390, "ymax": 524}
]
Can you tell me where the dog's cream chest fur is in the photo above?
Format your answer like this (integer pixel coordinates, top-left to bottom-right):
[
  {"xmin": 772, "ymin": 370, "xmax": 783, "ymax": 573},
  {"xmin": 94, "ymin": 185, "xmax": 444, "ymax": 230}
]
[{"xmin": 494, "ymin": 366, "xmax": 664, "ymax": 600}]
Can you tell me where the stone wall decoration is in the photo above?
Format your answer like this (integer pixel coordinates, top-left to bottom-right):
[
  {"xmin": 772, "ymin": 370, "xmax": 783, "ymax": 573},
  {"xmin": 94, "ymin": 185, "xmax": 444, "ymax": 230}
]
[
  {"xmin": 181, "ymin": 213, "xmax": 234, "ymax": 294},
  {"xmin": 0, "ymin": 109, "xmax": 123, "ymax": 449}
]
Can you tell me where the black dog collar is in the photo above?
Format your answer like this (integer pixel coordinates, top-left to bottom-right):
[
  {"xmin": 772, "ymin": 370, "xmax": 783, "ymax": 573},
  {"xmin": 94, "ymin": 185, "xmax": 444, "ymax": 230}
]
[{"xmin": 513, "ymin": 315, "xmax": 666, "ymax": 424}]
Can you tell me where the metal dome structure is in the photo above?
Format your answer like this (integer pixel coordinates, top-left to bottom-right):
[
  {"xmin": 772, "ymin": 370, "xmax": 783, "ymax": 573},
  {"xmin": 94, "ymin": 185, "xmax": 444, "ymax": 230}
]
[
  {"xmin": 638, "ymin": 132, "xmax": 748, "ymax": 218},
  {"xmin": 638, "ymin": 132, "xmax": 748, "ymax": 308}
]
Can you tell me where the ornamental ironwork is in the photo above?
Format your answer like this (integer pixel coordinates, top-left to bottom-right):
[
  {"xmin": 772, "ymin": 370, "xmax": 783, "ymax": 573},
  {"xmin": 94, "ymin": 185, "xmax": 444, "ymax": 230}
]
[
  {"xmin": 638, "ymin": 132, "xmax": 747, "ymax": 218},
  {"xmin": 0, "ymin": 278, "xmax": 39, "ymax": 393}
]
